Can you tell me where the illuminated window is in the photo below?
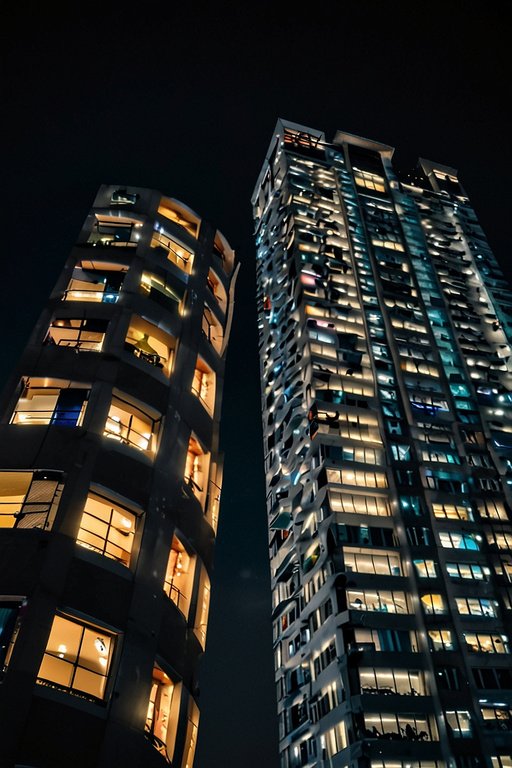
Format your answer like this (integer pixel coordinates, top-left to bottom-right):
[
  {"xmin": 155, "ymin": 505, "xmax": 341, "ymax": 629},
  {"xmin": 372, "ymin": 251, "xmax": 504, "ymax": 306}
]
[
  {"xmin": 353, "ymin": 169, "xmax": 386, "ymax": 194},
  {"xmin": 202, "ymin": 305, "xmax": 223, "ymax": 354},
  {"xmin": 445, "ymin": 710, "xmax": 472, "ymax": 738},
  {"xmin": 455, "ymin": 597, "xmax": 497, "ymax": 618},
  {"xmin": 432, "ymin": 503, "xmax": 473, "ymax": 521},
  {"xmin": 164, "ymin": 534, "xmax": 196, "ymax": 619},
  {"xmin": 354, "ymin": 628, "xmax": 418, "ymax": 653},
  {"xmin": 312, "ymin": 640, "xmax": 337, "ymax": 676},
  {"xmin": 151, "ymin": 227, "xmax": 193, "ymax": 273},
  {"xmin": 421, "ymin": 593, "xmax": 446, "ymax": 615},
  {"xmin": 0, "ymin": 470, "xmax": 63, "ymax": 530},
  {"xmin": 104, "ymin": 394, "xmax": 160, "ymax": 454},
  {"xmin": 140, "ymin": 272, "xmax": 184, "ymax": 315},
  {"xmin": 391, "ymin": 444, "xmax": 411, "ymax": 461},
  {"xmin": 481, "ymin": 706, "xmax": 512, "ymax": 731},
  {"xmin": 87, "ymin": 213, "xmax": 142, "ymax": 247},
  {"xmin": 76, "ymin": 492, "xmax": 138, "ymax": 567},
  {"xmin": 439, "ymin": 531, "xmax": 480, "ymax": 550},
  {"xmin": 347, "ymin": 589, "xmax": 409, "ymax": 614},
  {"xmin": 182, "ymin": 697, "xmax": 200, "ymax": 768},
  {"xmin": 157, "ymin": 198, "xmax": 200, "ymax": 238},
  {"xmin": 125, "ymin": 316, "xmax": 175, "ymax": 376},
  {"xmin": 10, "ymin": 378, "xmax": 89, "ymax": 427},
  {"xmin": 194, "ymin": 567, "xmax": 210, "ymax": 649},
  {"xmin": 494, "ymin": 559, "xmax": 512, "ymax": 582},
  {"xmin": 322, "ymin": 721, "xmax": 347, "ymax": 758},
  {"xmin": 491, "ymin": 757, "xmax": 512, "ymax": 768},
  {"xmin": 341, "ymin": 445, "xmax": 383, "ymax": 464},
  {"xmin": 421, "ymin": 447, "xmax": 458, "ymax": 463},
  {"xmin": 478, "ymin": 500, "xmax": 509, "ymax": 520},
  {"xmin": 302, "ymin": 542, "xmax": 320, "ymax": 573},
  {"xmin": 446, "ymin": 562, "xmax": 489, "ymax": 581},
  {"xmin": 428, "ymin": 630, "xmax": 455, "ymax": 651},
  {"xmin": 45, "ymin": 317, "xmax": 108, "ymax": 351},
  {"xmin": 326, "ymin": 468, "xmax": 388, "ymax": 488},
  {"xmin": 370, "ymin": 762, "xmax": 445, "ymax": 768},
  {"xmin": 205, "ymin": 464, "xmax": 222, "ymax": 535},
  {"xmin": 184, "ymin": 435, "xmax": 210, "ymax": 507},
  {"xmin": 206, "ymin": 268, "xmax": 227, "ymax": 314},
  {"xmin": 364, "ymin": 712, "xmax": 436, "ymax": 741},
  {"xmin": 413, "ymin": 559, "xmax": 437, "ymax": 578},
  {"xmin": 191, "ymin": 357, "xmax": 215, "ymax": 414},
  {"xmin": 37, "ymin": 614, "xmax": 115, "ymax": 701},
  {"xmin": 63, "ymin": 261, "xmax": 127, "ymax": 303},
  {"xmin": 372, "ymin": 239, "xmax": 404, "ymax": 251},
  {"xmin": 487, "ymin": 531, "xmax": 512, "ymax": 550},
  {"xmin": 328, "ymin": 491, "xmax": 390, "ymax": 516},
  {"xmin": 344, "ymin": 547, "xmax": 402, "ymax": 576},
  {"xmin": 463, "ymin": 632, "xmax": 509, "ymax": 654},
  {"xmin": 213, "ymin": 231, "xmax": 235, "ymax": 275},
  {"xmin": 145, "ymin": 665, "xmax": 180, "ymax": 762},
  {"xmin": 359, "ymin": 667, "xmax": 427, "ymax": 696}
]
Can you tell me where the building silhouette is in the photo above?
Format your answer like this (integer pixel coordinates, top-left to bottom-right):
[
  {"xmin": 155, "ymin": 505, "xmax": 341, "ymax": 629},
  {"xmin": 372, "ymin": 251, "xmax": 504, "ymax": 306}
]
[
  {"xmin": 0, "ymin": 185, "xmax": 237, "ymax": 767},
  {"xmin": 253, "ymin": 120, "xmax": 512, "ymax": 768}
]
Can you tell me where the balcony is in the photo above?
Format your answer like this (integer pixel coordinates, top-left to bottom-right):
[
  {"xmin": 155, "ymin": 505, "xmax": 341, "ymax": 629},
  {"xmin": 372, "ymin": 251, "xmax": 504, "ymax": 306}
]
[
  {"xmin": 84, "ymin": 213, "xmax": 142, "ymax": 248},
  {"xmin": 104, "ymin": 394, "xmax": 160, "ymax": 455},
  {"xmin": 151, "ymin": 228, "xmax": 193, "ymax": 274},
  {"xmin": 0, "ymin": 470, "xmax": 63, "ymax": 530},
  {"xmin": 140, "ymin": 272, "xmax": 184, "ymax": 316},
  {"xmin": 125, "ymin": 316, "xmax": 175, "ymax": 376},
  {"xmin": 202, "ymin": 306, "xmax": 223, "ymax": 354},
  {"xmin": 63, "ymin": 262, "xmax": 127, "ymax": 303},
  {"xmin": 191, "ymin": 357, "xmax": 215, "ymax": 414},
  {"xmin": 10, "ymin": 378, "xmax": 89, "ymax": 427},
  {"xmin": 45, "ymin": 318, "xmax": 108, "ymax": 352}
]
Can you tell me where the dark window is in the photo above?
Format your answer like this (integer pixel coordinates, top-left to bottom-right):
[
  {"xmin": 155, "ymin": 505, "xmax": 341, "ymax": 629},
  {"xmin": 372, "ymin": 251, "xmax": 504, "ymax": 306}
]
[{"xmin": 436, "ymin": 666, "xmax": 460, "ymax": 690}]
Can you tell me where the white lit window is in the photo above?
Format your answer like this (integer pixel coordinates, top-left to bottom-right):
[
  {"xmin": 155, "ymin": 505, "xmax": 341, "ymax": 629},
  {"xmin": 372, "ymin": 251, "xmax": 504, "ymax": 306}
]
[{"xmin": 445, "ymin": 710, "xmax": 472, "ymax": 738}]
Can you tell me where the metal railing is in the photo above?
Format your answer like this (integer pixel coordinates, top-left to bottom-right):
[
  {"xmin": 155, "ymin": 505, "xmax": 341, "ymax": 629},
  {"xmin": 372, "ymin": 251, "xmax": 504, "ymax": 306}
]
[
  {"xmin": 10, "ymin": 408, "xmax": 85, "ymax": 427},
  {"xmin": 104, "ymin": 407, "xmax": 157, "ymax": 453},
  {"xmin": 0, "ymin": 503, "xmax": 54, "ymax": 530},
  {"xmin": 63, "ymin": 288, "xmax": 120, "ymax": 303},
  {"xmin": 45, "ymin": 335, "xmax": 104, "ymax": 352}
]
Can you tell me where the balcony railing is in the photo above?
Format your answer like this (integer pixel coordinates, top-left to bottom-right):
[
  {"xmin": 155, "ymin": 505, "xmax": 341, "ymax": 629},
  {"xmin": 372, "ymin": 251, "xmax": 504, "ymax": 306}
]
[
  {"xmin": 0, "ymin": 503, "xmax": 55, "ymax": 530},
  {"xmin": 63, "ymin": 288, "xmax": 120, "ymax": 303},
  {"xmin": 124, "ymin": 342, "xmax": 164, "ymax": 369},
  {"xmin": 11, "ymin": 407, "xmax": 86, "ymax": 427},
  {"xmin": 45, "ymin": 335, "xmax": 104, "ymax": 352},
  {"xmin": 104, "ymin": 414, "xmax": 155, "ymax": 453}
]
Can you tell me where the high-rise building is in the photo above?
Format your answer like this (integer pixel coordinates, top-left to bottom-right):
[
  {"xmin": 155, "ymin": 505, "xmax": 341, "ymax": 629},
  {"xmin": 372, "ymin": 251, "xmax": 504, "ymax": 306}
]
[
  {"xmin": 0, "ymin": 185, "xmax": 237, "ymax": 767},
  {"xmin": 252, "ymin": 119, "xmax": 512, "ymax": 768}
]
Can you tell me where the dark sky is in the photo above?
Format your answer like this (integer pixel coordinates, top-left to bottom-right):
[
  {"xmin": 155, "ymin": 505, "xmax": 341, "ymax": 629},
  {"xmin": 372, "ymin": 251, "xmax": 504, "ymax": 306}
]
[{"xmin": 2, "ymin": 4, "xmax": 510, "ymax": 767}]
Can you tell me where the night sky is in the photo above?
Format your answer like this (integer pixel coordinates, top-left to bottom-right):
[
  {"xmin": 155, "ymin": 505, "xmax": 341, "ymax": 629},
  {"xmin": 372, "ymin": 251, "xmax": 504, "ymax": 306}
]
[{"xmin": 3, "ymin": 4, "xmax": 510, "ymax": 767}]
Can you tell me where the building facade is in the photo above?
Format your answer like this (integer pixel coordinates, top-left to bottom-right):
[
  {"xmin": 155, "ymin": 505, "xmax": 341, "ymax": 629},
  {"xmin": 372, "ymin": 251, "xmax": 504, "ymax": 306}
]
[
  {"xmin": 253, "ymin": 120, "xmax": 512, "ymax": 768},
  {"xmin": 0, "ymin": 185, "xmax": 237, "ymax": 767}
]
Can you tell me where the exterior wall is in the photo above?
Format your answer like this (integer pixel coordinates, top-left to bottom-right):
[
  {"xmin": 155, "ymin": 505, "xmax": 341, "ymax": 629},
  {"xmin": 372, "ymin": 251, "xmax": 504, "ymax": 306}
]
[
  {"xmin": 253, "ymin": 120, "xmax": 512, "ymax": 768},
  {"xmin": 0, "ymin": 185, "xmax": 237, "ymax": 767}
]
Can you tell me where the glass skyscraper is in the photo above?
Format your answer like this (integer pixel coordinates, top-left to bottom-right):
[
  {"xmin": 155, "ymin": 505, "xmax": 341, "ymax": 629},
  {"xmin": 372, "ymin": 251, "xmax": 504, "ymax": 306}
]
[{"xmin": 253, "ymin": 119, "xmax": 512, "ymax": 768}]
